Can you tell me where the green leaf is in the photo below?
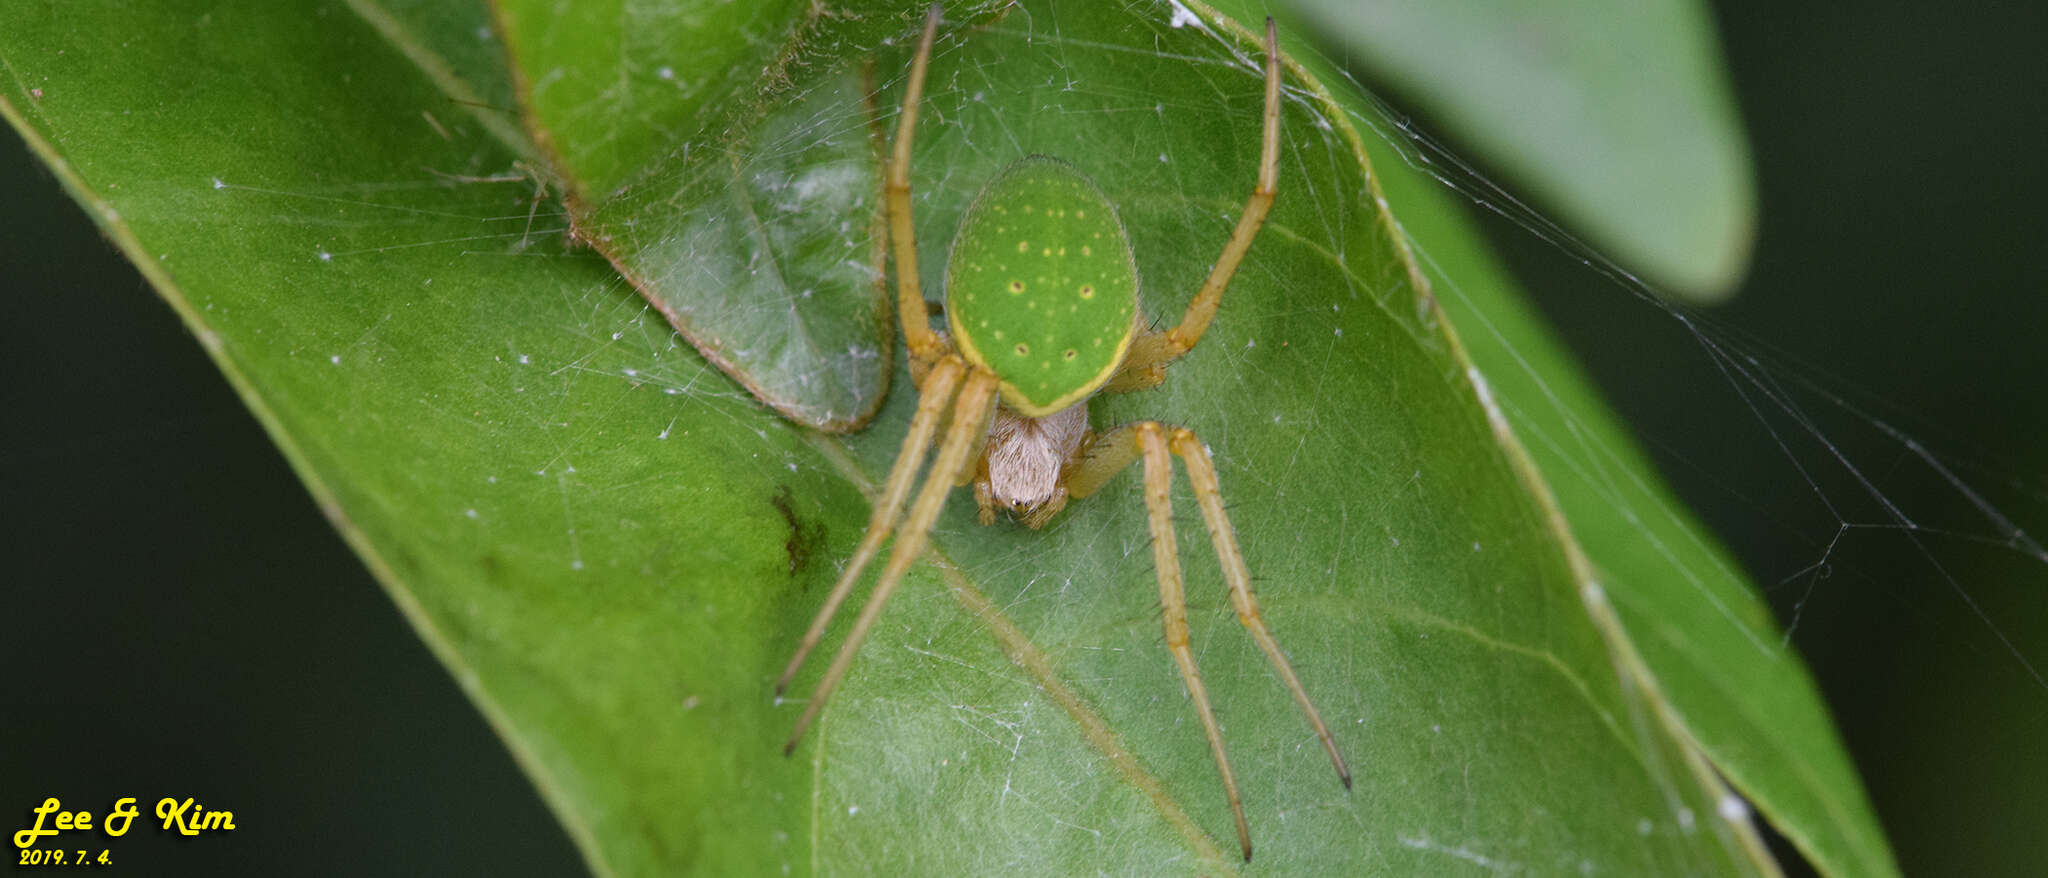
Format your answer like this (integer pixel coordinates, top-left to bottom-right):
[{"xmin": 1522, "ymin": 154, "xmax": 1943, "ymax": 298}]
[
  {"xmin": 494, "ymin": 0, "xmax": 893, "ymax": 431},
  {"xmin": 1362, "ymin": 120, "xmax": 1896, "ymax": 878},
  {"xmin": 1283, "ymin": 0, "xmax": 1758, "ymax": 300},
  {"xmin": 1195, "ymin": 3, "xmax": 1889, "ymax": 872},
  {"xmin": 1, "ymin": 1, "xmax": 1889, "ymax": 876}
]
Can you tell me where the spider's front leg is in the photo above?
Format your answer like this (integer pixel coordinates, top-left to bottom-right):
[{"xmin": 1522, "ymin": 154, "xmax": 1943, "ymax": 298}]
[
  {"xmin": 1066, "ymin": 419, "xmax": 1351, "ymax": 861},
  {"xmin": 777, "ymin": 356, "xmax": 964, "ymax": 696},
  {"xmin": 780, "ymin": 362, "xmax": 998, "ymax": 754}
]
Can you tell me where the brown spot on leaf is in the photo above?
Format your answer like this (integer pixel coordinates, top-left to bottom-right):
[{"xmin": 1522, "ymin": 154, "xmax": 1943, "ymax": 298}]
[{"xmin": 771, "ymin": 485, "xmax": 826, "ymax": 579}]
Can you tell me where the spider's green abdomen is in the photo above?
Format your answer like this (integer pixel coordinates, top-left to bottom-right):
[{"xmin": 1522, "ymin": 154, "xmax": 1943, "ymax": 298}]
[{"xmin": 945, "ymin": 156, "xmax": 1138, "ymax": 417}]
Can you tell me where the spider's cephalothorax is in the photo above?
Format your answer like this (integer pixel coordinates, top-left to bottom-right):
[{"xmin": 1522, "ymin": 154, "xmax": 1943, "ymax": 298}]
[{"xmin": 776, "ymin": 9, "xmax": 1348, "ymax": 861}]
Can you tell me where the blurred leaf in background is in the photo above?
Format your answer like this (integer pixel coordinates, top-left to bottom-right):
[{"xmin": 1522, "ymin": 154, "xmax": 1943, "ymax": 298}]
[{"xmin": 1287, "ymin": 0, "xmax": 1756, "ymax": 300}]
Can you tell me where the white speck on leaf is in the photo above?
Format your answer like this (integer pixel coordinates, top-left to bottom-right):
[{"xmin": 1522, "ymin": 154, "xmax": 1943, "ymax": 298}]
[{"xmin": 1717, "ymin": 794, "xmax": 1749, "ymax": 822}]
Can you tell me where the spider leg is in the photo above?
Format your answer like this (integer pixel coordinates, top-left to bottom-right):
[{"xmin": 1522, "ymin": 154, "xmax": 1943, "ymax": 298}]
[
  {"xmin": 1135, "ymin": 423, "xmax": 1253, "ymax": 862},
  {"xmin": 1113, "ymin": 17, "xmax": 1282, "ymax": 389},
  {"xmin": 887, "ymin": 5, "xmax": 953, "ymax": 379},
  {"xmin": 954, "ymin": 418, "xmax": 989, "ymax": 488},
  {"xmin": 1169, "ymin": 429, "xmax": 1352, "ymax": 790},
  {"xmin": 777, "ymin": 357, "xmax": 966, "ymax": 695},
  {"xmin": 1065, "ymin": 420, "xmax": 1348, "ymax": 860},
  {"xmin": 784, "ymin": 367, "xmax": 999, "ymax": 754},
  {"xmin": 972, "ymin": 470, "xmax": 997, "ymax": 526},
  {"xmin": 1064, "ymin": 424, "xmax": 1141, "ymax": 500}
]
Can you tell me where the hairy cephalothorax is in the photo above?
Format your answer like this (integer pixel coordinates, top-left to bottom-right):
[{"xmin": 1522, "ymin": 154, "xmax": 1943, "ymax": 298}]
[
  {"xmin": 774, "ymin": 9, "xmax": 1346, "ymax": 861},
  {"xmin": 975, "ymin": 402, "xmax": 1088, "ymax": 528}
]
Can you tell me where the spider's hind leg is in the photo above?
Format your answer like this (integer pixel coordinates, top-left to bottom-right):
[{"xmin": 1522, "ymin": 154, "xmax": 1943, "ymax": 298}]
[
  {"xmin": 885, "ymin": 4, "xmax": 955, "ymax": 379},
  {"xmin": 1110, "ymin": 17, "xmax": 1283, "ymax": 390}
]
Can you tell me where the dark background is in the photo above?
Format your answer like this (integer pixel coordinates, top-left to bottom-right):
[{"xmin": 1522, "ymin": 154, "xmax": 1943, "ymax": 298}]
[
  {"xmin": 5, "ymin": 1, "xmax": 2042, "ymax": 874},
  {"xmin": 1491, "ymin": 2, "xmax": 2048, "ymax": 875}
]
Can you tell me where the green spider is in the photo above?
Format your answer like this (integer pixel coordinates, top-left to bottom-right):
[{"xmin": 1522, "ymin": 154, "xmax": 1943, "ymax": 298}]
[{"xmin": 777, "ymin": 9, "xmax": 1348, "ymax": 860}]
